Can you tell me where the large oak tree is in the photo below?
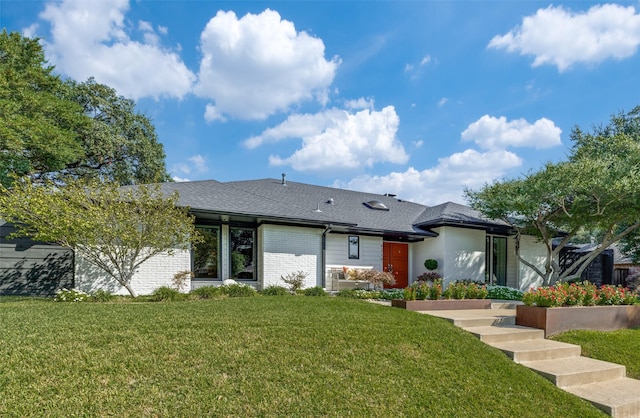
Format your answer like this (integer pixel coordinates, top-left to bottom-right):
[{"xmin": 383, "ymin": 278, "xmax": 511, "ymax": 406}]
[{"xmin": 0, "ymin": 31, "xmax": 171, "ymax": 187}]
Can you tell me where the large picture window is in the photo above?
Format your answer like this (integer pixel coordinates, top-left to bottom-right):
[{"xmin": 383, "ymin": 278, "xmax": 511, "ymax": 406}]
[
  {"xmin": 193, "ymin": 226, "xmax": 220, "ymax": 279},
  {"xmin": 485, "ymin": 236, "xmax": 507, "ymax": 286},
  {"xmin": 230, "ymin": 227, "xmax": 255, "ymax": 280}
]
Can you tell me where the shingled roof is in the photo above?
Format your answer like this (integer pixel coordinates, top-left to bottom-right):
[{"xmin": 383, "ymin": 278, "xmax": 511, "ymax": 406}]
[{"xmin": 152, "ymin": 178, "xmax": 509, "ymax": 238}]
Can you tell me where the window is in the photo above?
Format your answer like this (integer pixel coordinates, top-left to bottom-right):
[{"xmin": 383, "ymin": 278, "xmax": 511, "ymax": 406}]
[
  {"xmin": 192, "ymin": 226, "xmax": 220, "ymax": 279},
  {"xmin": 348, "ymin": 236, "xmax": 359, "ymax": 259},
  {"xmin": 230, "ymin": 227, "xmax": 255, "ymax": 280},
  {"xmin": 485, "ymin": 236, "xmax": 507, "ymax": 286}
]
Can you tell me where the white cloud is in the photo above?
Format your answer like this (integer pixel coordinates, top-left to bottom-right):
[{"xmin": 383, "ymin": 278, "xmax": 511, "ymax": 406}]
[
  {"xmin": 171, "ymin": 155, "xmax": 208, "ymax": 179},
  {"xmin": 38, "ymin": 0, "xmax": 195, "ymax": 100},
  {"xmin": 189, "ymin": 155, "xmax": 208, "ymax": 173},
  {"xmin": 437, "ymin": 97, "xmax": 448, "ymax": 107},
  {"xmin": 195, "ymin": 9, "xmax": 340, "ymax": 120},
  {"xmin": 248, "ymin": 106, "xmax": 407, "ymax": 172},
  {"xmin": 204, "ymin": 104, "xmax": 228, "ymax": 123},
  {"xmin": 420, "ymin": 55, "xmax": 432, "ymax": 65},
  {"xmin": 488, "ymin": 4, "xmax": 640, "ymax": 71},
  {"xmin": 344, "ymin": 97, "xmax": 375, "ymax": 110},
  {"xmin": 335, "ymin": 149, "xmax": 522, "ymax": 206},
  {"xmin": 461, "ymin": 115, "xmax": 562, "ymax": 150}
]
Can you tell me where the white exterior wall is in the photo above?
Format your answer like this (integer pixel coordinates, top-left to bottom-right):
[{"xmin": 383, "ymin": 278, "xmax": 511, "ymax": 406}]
[
  {"xmin": 517, "ymin": 234, "xmax": 549, "ymax": 291},
  {"xmin": 438, "ymin": 227, "xmax": 486, "ymax": 287},
  {"xmin": 410, "ymin": 237, "xmax": 443, "ymax": 285},
  {"xmin": 326, "ymin": 234, "xmax": 382, "ymax": 291},
  {"xmin": 260, "ymin": 224, "xmax": 323, "ymax": 289},
  {"xmin": 75, "ymin": 249, "xmax": 191, "ymax": 295}
]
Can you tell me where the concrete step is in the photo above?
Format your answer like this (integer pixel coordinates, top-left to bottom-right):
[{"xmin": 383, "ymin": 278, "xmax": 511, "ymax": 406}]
[
  {"xmin": 421, "ymin": 308, "xmax": 516, "ymax": 328},
  {"xmin": 565, "ymin": 377, "xmax": 640, "ymax": 418},
  {"xmin": 488, "ymin": 339, "xmax": 582, "ymax": 363},
  {"xmin": 491, "ymin": 301, "xmax": 521, "ymax": 309},
  {"xmin": 463, "ymin": 324, "xmax": 544, "ymax": 344},
  {"xmin": 521, "ymin": 356, "xmax": 626, "ymax": 388}
]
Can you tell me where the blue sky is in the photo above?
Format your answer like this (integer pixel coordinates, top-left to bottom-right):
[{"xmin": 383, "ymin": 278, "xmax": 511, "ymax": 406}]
[{"xmin": 2, "ymin": 1, "xmax": 640, "ymax": 205}]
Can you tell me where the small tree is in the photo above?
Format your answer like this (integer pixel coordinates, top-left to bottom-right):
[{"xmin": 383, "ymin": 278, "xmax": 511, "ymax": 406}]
[{"xmin": 0, "ymin": 177, "xmax": 200, "ymax": 297}]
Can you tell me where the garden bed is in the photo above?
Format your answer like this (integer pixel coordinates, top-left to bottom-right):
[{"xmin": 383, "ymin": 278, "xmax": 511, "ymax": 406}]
[
  {"xmin": 391, "ymin": 299, "xmax": 492, "ymax": 311},
  {"xmin": 516, "ymin": 305, "xmax": 640, "ymax": 337}
]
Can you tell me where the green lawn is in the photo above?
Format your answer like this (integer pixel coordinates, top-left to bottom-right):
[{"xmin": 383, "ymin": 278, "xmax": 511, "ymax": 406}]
[
  {"xmin": 0, "ymin": 297, "xmax": 605, "ymax": 417},
  {"xmin": 552, "ymin": 328, "xmax": 640, "ymax": 379}
]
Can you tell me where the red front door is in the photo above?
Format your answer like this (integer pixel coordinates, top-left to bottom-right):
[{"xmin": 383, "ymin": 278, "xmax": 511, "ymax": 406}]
[{"xmin": 383, "ymin": 242, "xmax": 408, "ymax": 288}]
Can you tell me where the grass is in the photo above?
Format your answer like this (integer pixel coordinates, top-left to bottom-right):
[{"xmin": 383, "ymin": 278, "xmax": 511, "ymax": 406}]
[
  {"xmin": 0, "ymin": 297, "xmax": 605, "ymax": 417},
  {"xmin": 552, "ymin": 328, "xmax": 640, "ymax": 379}
]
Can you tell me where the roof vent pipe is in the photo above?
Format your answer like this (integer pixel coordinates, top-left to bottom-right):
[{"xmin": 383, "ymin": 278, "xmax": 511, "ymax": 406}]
[
  {"xmin": 327, "ymin": 198, "xmax": 334, "ymax": 205},
  {"xmin": 281, "ymin": 173, "xmax": 287, "ymax": 186}
]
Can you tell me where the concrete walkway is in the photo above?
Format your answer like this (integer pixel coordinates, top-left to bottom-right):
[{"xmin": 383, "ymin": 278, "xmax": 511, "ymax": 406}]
[{"xmin": 420, "ymin": 303, "xmax": 640, "ymax": 418}]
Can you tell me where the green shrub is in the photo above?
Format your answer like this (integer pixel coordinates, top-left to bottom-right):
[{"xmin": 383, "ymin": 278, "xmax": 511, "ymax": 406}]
[
  {"xmin": 443, "ymin": 281, "xmax": 488, "ymax": 300},
  {"xmin": 486, "ymin": 286, "xmax": 523, "ymax": 301},
  {"xmin": 91, "ymin": 289, "xmax": 116, "ymax": 302},
  {"xmin": 379, "ymin": 289, "xmax": 404, "ymax": 300},
  {"xmin": 190, "ymin": 285, "xmax": 225, "ymax": 299},
  {"xmin": 336, "ymin": 289, "xmax": 362, "ymax": 298},
  {"xmin": 280, "ymin": 271, "xmax": 308, "ymax": 292},
  {"xmin": 261, "ymin": 285, "xmax": 290, "ymax": 296},
  {"xmin": 54, "ymin": 288, "xmax": 89, "ymax": 302},
  {"xmin": 151, "ymin": 286, "xmax": 186, "ymax": 302},
  {"xmin": 423, "ymin": 259, "xmax": 438, "ymax": 270},
  {"xmin": 222, "ymin": 283, "xmax": 258, "ymax": 298},
  {"xmin": 304, "ymin": 286, "xmax": 328, "ymax": 297}
]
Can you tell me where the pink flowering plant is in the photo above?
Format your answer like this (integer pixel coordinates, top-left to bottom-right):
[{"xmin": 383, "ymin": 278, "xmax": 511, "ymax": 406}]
[{"xmin": 522, "ymin": 281, "xmax": 638, "ymax": 307}]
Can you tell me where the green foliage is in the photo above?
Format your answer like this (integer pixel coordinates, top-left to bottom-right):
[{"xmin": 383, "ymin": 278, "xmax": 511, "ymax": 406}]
[
  {"xmin": 151, "ymin": 286, "xmax": 186, "ymax": 302},
  {"xmin": 190, "ymin": 285, "xmax": 225, "ymax": 300},
  {"xmin": 423, "ymin": 259, "xmax": 438, "ymax": 270},
  {"xmin": 91, "ymin": 289, "xmax": 116, "ymax": 302},
  {"xmin": 0, "ymin": 177, "xmax": 200, "ymax": 297},
  {"xmin": 303, "ymin": 286, "xmax": 328, "ymax": 297},
  {"xmin": 221, "ymin": 283, "xmax": 257, "ymax": 298},
  {"xmin": 0, "ymin": 32, "xmax": 170, "ymax": 187},
  {"xmin": 53, "ymin": 288, "xmax": 89, "ymax": 302},
  {"xmin": 63, "ymin": 77, "xmax": 171, "ymax": 185},
  {"xmin": 280, "ymin": 271, "xmax": 308, "ymax": 292},
  {"xmin": 402, "ymin": 279, "xmax": 443, "ymax": 300},
  {"xmin": 0, "ymin": 30, "xmax": 88, "ymax": 187},
  {"xmin": 486, "ymin": 286, "xmax": 523, "ymax": 301},
  {"xmin": 443, "ymin": 281, "xmax": 488, "ymax": 300},
  {"xmin": 261, "ymin": 285, "xmax": 290, "ymax": 296}
]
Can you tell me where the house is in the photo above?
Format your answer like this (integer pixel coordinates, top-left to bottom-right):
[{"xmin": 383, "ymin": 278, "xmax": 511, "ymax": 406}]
[{"xmin": 3, "ymin": 176, "xmax": 550, "ymax": 296}]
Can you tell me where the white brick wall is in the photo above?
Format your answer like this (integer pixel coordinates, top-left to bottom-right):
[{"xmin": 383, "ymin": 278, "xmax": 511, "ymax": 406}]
[
  {"xmin": 260, "ymin": 224, "xmax": 322, "ymax": 289},
  {"xmin": 75, "ymin": 249, "xmax": 191, "ymax": 296}
]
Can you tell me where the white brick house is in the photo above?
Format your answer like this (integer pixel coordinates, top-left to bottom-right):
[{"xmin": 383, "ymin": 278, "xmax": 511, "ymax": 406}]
[{"xmin": 3, "ymin": 176, "xmax": 550, "ymax": 296}]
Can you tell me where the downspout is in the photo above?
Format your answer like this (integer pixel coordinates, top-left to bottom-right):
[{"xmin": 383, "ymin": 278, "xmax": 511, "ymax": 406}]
[{"xmin": 321, "ymin": 224, "xmax": 332, "ymax": 288}]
